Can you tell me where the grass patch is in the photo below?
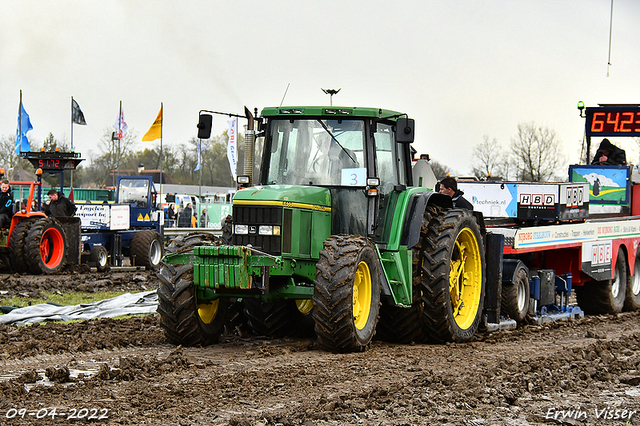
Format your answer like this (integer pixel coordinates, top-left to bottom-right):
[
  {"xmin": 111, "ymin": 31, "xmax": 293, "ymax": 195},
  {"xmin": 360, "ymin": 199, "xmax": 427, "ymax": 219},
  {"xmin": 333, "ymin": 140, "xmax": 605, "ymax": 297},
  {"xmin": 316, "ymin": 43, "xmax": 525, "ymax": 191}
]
[{"xmin": 0, "ymin": 290, "xmax": 136, "ymax": 311}]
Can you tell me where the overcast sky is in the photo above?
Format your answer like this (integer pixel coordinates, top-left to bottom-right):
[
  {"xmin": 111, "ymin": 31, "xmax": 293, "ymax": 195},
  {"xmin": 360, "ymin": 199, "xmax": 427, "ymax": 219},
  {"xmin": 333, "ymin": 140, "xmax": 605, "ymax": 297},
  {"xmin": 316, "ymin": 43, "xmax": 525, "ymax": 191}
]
[{"xmin": 1, "ymin": 0, "xmax": 639, "ymax": 176}]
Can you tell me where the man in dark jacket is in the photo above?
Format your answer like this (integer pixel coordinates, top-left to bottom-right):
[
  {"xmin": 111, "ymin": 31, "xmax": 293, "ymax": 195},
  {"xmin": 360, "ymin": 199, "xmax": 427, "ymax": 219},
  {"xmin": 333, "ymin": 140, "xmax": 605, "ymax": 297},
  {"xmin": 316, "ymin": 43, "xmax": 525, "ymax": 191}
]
[
  {"xmin": 43, "ymin": 189, "xmax": 76, "ymax": 217},
  {"xmin": 178, "ymin": 203, "xmax": 193, "ymax": 228},
  {"xmin": 0, "ymin": 179, "xmax": 14, "ymax": 228},
  {"xmin": 592, "ymin": 138, "xmax": 626, "ymax": 166},
  {"xmin": 439, "ymin": 177, "xmax": 473, "ymax": 210}
]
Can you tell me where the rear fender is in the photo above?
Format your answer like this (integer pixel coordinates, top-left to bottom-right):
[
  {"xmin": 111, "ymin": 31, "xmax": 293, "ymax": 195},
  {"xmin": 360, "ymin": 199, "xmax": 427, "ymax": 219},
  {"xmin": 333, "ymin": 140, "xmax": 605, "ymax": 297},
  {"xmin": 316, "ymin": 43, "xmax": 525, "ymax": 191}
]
[{"xmin": 400, "ymin": 192, "xmax": 452, "ymax": 249}]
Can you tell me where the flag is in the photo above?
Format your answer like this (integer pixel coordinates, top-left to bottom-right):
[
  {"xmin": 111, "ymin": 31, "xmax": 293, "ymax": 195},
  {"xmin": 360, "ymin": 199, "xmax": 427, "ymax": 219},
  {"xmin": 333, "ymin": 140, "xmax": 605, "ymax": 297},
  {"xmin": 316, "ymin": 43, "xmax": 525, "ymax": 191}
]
[
  {"xmin": 114, "ymin": 104, "xmax": 128, "ymax": 139},
  {"xmin": 227, "ymin": 117, "xmax": 238, "ymax": 180},
  {"xmin": 72, "ymin": 99, "xmax": 87, "ymax": 125},
  {"xmin": 194, "ymin": 140, "xmax": 208, "ymax": 172},
  {"xmin": 16, "ymin": 102, "xmax": 33, "ymax": 155},
  {"xmin": 142, "ymin": 106, "xmax": 162, "ymax": 141}
]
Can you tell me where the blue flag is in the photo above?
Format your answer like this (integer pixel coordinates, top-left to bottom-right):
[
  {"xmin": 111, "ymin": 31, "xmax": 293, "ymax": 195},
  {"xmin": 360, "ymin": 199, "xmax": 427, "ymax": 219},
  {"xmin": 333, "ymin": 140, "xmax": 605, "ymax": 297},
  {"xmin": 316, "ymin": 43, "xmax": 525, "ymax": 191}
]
[
  {"xmin": 16, "ymin": 102, "xmax": 33, "ymax": 155},
  {"xmin": 194, "ymin": 140, "xmax": 207, "ymax": 171}
]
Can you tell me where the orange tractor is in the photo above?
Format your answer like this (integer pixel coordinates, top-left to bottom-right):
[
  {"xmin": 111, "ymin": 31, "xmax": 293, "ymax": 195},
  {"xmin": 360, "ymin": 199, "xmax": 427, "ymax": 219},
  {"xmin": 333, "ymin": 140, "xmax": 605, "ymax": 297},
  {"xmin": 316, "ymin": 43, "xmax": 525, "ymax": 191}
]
[{"xmin": 0, "ymin": 168, "xmax": 77, "ymax": 274}]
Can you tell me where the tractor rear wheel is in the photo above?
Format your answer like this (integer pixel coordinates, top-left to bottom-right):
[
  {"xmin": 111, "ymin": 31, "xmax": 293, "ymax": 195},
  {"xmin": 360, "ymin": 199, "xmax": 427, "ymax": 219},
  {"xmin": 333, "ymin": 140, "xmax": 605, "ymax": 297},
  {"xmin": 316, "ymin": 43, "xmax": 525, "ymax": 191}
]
[
  {"xmin": 624, "ymin": 254, "xmax": 640, "ymax": 311},
  {"xmin": 8, "ymin": 219, "xmax": 35, "ymax": 273},
  {"xmin": 312, "ymin": 235, "xmax": 381, "ymax": 352},
  {"xmin": 419, "ymin": 209, "xmax": 485, "ymax": 343},
  {"xmin": 25, "ymin": 218, "xmax": 67, "ymax": 274},
  {"xmin": 577, "ymin": 250, "xmax": 627, "ymax": 314},
  {"xmin": 131, "ymin": 230, "xmax": 164, "ymax": 270},
  {"xmin": 501, "ymin": 264, "xmax": 530, "ymax": 323},
  {"xmin": 157, "ymin": 263, "xmax": 227, "ymax": 346}
]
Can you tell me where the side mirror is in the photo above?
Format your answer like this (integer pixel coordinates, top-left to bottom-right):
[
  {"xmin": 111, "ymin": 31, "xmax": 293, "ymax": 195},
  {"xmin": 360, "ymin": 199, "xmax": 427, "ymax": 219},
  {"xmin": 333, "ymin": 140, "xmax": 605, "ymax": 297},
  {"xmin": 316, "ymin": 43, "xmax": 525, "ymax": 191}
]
[
  {"xmin": 396, "ymin": 117, "xmax": 415, "ymax": 143},
  {"xmin": 197, "ymin": 114, "xmax": 213, "ymax": 139}
]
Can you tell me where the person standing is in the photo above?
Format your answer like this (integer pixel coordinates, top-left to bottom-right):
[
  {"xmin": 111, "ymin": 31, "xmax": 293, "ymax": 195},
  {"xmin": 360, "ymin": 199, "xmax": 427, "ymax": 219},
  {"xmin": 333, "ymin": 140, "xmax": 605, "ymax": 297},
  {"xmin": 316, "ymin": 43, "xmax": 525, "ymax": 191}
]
[
  {"xmin": 439, "ymin": 177, "xmax": 473, "ymax": 210},
  {"xmin": 178, "ymin": 203, "xmax": 193, "ymax": 227},
  {"xmin": 0, "ymin": 179, "xmax": 14, "ymax": 228},
  {"xmin": 43, "ymin": 189, "xmax": 76, "ymax": 217},
  {"xmin": 167, "ymin": 204, "xmax": 176, "ymax": 227},
  {"xmin": 200, "ymin": 208, "xmax": 209, "ymax": 228}
]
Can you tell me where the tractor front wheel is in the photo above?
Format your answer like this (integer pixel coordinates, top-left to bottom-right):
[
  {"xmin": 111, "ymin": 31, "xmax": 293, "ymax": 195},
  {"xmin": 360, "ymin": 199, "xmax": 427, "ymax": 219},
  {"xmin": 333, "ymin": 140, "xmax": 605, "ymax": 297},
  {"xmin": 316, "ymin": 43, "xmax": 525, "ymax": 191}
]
[
  {"xmin": 157, "ymin": 264, "xmax": 227, "ymax": 346},
  {"xmin": 8, "ymin": 219, "xmax": 35, "ymax": 273},
  {"xmin": 312, "ymin": 235, "xmax": 381, "ymax": 353},
  {"xmin": 419, "ymin": 209, "xmax": 485, "ymax": 343}
]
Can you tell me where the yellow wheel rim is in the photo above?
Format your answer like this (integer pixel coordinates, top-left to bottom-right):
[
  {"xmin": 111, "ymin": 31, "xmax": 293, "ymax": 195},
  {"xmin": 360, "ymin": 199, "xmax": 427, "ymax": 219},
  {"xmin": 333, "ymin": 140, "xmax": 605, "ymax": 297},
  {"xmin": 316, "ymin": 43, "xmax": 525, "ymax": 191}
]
[
  {"xmin": 198, "ymin": 299, "xmax": 220, "ymax": 325},
  {"xmin": 295, "ymin": 299, "xmax": 313, "ymax": 315},
  {"xmin": 449, "ymin": 227, "xmax": 483, "ymax": 330},
  {"xmin": 353, "ymin": 261, "xmax": 372, "ymax": 330}
]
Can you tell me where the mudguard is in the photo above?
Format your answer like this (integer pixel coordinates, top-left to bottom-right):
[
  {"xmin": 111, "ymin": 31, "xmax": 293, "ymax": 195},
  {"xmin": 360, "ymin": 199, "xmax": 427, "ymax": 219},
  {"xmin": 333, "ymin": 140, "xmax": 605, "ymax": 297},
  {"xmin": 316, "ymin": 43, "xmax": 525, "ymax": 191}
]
[{"xmin": 400, "ymin": 192, "xmax": 452, "ymax": 249}]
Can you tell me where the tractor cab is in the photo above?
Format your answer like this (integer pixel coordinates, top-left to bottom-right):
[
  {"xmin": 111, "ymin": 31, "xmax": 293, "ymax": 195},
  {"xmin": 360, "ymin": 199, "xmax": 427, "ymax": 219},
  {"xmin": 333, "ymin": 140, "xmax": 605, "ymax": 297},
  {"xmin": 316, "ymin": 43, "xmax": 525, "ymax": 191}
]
[{"xmin": 239, "ymin": 107, "xmax": 446, "ymax": 248}]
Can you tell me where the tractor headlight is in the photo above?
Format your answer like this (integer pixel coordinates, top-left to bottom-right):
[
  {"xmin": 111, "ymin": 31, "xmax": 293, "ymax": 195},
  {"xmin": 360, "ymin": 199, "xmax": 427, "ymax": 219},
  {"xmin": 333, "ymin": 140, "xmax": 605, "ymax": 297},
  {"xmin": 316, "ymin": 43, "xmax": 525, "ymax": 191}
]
[
  {"xmin": 259, "ymin": 225, "xmax": 281, "ymax": 235},
  {"xmin": 235, "ymin": 224, "xmax": 249, "ymax": 235}
]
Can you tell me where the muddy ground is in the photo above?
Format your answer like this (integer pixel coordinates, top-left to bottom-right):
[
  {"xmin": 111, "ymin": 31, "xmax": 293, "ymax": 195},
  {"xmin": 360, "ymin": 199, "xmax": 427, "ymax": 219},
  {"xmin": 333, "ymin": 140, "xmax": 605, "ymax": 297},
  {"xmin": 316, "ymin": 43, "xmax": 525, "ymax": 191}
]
[{"xmin": 1, "ymin": 271, "xmax": 640, "ymax": 425}]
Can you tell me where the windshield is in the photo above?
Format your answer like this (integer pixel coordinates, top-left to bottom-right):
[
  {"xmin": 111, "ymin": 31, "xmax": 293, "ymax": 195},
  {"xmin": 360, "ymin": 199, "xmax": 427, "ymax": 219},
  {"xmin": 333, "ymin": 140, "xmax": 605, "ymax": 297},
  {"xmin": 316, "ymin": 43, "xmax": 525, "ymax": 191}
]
[
  {"xmin": 265, "ymin": 119, "xmax": 366, "ymax": 186},
  {"xmin": 118, "ymin": 178, "xmax": 149, "ymax": 208}
]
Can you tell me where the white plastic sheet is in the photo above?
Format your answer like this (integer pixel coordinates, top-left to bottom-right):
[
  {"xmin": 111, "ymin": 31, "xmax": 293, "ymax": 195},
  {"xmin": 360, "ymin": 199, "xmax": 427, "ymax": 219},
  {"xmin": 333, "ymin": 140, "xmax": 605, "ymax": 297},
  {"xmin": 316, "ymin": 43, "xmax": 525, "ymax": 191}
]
[{"xmin": 0, "ymin": 290, "xmax": 158, "ymax": 325}]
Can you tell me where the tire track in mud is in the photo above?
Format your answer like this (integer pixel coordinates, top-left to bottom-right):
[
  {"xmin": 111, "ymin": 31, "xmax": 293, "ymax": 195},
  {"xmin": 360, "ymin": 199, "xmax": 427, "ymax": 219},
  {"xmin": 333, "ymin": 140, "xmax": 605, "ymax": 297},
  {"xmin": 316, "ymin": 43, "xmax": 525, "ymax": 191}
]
[{"xmin": 0, "ymin": 290, "xmax": 640, "ymax": 424}]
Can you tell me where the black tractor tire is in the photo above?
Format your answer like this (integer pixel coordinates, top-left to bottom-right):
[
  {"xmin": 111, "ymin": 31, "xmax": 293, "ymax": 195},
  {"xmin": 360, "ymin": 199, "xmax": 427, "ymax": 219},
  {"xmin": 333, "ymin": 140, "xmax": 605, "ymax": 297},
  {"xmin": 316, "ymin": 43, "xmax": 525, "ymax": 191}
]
[
  {"xmin": 376, "ymin": 303, "xmax": 425, "ymax": 344},
  {"xmin": 8, "ymin": 219, "xmax": 35, "ymax": 273},
  {"xmin": 377, "ymin": 207, "xmax": 450, "ymax": 344},
  {"xmin": 89, "ymin": 245, "xmax": 109, "ymax": 272},
  {"xmin": 243, "ymin": 299, "xmax": 305, "ymax": 338},
  {"xmin": 131, "ymin": 230, "xmax": 164, "ymax": 270},
  {"xmin": 624, "ymin": 254, "xmax": 640, "ymax": 311},
  {"xmin": 501, "ymin": 265, "xmax": 531, "ymax": 324},
  {"xmin": 156, "ymin": 263, "xmax": 227, "ymax": 346},
  {"xmin": 312, "ymin": 235, "xmax": 381, "ymax": 353},
  {"xmin": 165, "ymin": 232, "xmax": 223, "ymax": 255},
  {"xmin": 221, "ymin": 215, "xmax": 233, "ymax": 245},
  {"xmin": 577, "ymin": 250, "xmax": 627, "ymax": 314},
  {"xmin": 419, "ymin": 209, "xmax": 485, "ymax": 343},
  {"xmin": 25, "ymin": 218, "xmax": 67, "ymax": 275},
  {"xmin": 156, "ymin": 230, "xmax": 239, "ymax": 344}
]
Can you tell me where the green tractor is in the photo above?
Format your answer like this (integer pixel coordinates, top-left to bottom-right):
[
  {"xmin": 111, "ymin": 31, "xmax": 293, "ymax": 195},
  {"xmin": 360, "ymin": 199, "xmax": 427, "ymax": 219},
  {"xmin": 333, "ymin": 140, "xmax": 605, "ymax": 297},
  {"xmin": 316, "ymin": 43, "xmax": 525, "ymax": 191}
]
[{"xmin": 157, "ymin": 106, "xmax": 486, "ymax": 352}]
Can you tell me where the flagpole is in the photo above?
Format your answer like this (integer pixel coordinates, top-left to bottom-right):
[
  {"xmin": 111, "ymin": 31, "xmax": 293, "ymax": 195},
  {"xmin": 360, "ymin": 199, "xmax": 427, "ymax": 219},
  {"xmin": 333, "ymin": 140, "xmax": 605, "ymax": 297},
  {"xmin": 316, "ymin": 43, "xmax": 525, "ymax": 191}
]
[
  {"xmin": 117, "ymin": 100, "xmax": 122, "ymax": 185},
  {"xmin": 18, "ymin": 90, "xmax": 22, "ymax": 156},
  {"xmin": 160, "ymin": 102, "xmax": 163, "ymax": 202},
  {"xmin": 70, "ymin": 96, "xmax": 74, "ymax": 190}
]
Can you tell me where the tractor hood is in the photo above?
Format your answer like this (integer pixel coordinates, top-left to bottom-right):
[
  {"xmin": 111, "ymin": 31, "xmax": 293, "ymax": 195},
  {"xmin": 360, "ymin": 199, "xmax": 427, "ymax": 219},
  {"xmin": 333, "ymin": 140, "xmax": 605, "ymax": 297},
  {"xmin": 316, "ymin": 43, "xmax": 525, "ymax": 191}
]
[{"xmin": 233, "ymin": 185, "xmax": 332, "ymax": 211}]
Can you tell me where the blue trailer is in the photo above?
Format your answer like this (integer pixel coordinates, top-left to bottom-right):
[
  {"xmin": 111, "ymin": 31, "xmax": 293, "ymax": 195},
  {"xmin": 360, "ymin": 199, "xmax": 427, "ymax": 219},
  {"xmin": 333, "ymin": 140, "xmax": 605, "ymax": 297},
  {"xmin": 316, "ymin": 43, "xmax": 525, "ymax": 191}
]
[{"xmin": 77, "ymin": 176, "xmax": 164, "ymax": 271}]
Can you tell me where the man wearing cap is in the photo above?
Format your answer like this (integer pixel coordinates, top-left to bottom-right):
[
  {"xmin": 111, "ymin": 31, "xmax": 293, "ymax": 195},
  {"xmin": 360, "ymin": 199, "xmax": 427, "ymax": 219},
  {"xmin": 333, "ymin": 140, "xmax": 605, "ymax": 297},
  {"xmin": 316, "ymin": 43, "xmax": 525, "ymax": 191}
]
[
  {"xmin": 592, "ymin": 138, "xmax": 627, "ymax": 166},
  {"xmin": 43, "ymin": 189, "xmax": 76, "ymax": 217}
]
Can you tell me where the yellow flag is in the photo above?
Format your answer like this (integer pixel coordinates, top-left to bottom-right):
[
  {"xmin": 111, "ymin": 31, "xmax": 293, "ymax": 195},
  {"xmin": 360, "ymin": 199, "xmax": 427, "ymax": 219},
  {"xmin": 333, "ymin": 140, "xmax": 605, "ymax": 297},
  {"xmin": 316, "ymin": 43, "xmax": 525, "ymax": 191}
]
[{"xmin": 142, "ymin": 106, "xmax": 162, "ymax": 141}]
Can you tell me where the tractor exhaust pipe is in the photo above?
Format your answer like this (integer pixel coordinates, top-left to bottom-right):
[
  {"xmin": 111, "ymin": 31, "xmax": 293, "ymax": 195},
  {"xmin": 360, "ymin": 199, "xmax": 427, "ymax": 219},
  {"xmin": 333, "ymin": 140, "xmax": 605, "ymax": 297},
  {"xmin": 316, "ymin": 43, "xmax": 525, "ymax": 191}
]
[{"xmin": 243, "ymin": 106, "xmax": 255, "ymax": 187}]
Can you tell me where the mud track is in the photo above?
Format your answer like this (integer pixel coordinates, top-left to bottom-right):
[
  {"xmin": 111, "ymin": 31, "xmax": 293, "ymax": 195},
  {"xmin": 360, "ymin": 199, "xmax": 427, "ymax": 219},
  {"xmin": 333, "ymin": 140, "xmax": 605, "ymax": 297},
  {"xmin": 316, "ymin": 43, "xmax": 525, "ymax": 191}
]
[{"xmin": 1, "ymin": 271, "xmax": 640, "ymax": 425}]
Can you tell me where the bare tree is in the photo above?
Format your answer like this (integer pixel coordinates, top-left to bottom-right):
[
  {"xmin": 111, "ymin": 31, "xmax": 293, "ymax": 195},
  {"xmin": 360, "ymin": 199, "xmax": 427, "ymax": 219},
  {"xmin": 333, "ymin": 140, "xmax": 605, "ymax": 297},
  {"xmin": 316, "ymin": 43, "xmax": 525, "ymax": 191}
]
[
  {"xmin": 96, "ymin": 127, "xmax": 138, "ymax": 186},
  {"xmin": 430, "ymin": 160, "xmax": 454, "ymax": 179},
  {"xmin": 510, "ymin": 122, "xmax": 564, "ymax": 182},
  {"xmin": 0, "ymin": 134, "xmax": 40, "ymax": 178},
  {"xmin": 471, "ymin": 135, "xmax": 510, "ymax": 180}
]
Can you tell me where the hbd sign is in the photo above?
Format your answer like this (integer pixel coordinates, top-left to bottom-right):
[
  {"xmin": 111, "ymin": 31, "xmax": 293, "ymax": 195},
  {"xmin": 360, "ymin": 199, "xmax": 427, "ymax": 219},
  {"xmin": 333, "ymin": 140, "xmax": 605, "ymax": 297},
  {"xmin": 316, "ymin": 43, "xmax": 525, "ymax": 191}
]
[{"xmin": 519, "ymin": 193, "xmax": 556, "ymax": 206}]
